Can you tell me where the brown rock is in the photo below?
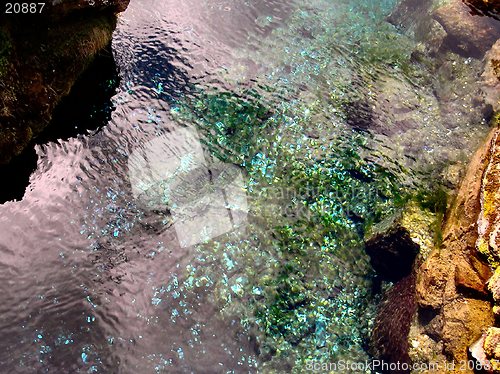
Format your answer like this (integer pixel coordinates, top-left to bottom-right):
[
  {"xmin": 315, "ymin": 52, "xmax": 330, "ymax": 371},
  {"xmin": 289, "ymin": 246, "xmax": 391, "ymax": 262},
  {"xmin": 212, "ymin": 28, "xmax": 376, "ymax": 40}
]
[
  {"xmin": 416, "ymin": 250, "xmax": 452, "ymax": 309},
  {"xmin": 482, "ymin": 39, "xmax": 500, "ymax": 113},
  {"xmin": 442, "ymin": 298, "xmax": 494, "ymax": 362},
  {"xmin": 410, "ymin": 127, "xmax": 499, "ymax": 369},
  {"xmin": 455, "ymin": 254, "xmax": 492, "ymax": 296},
  {"xmin": 433, "ymin": 0, "xmax": 500, "ymax": 57}
]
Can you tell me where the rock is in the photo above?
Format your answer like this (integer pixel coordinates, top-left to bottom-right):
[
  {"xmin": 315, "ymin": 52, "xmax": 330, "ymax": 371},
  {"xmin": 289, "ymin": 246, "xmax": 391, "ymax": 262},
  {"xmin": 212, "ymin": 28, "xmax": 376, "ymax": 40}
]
[
  {"xmin": 463, "ymin": 0, "xmax": 500, "ymax": 20},
  {"xmin": 365, "ymin": 210, "xmax": 420, "ymax": 282},
  {"xmin": 489, "ymin": 267, "xmax": 500, "ymax": 303},
  {"xmin": 441, "ymin": 298, "xmax": 494, "ymax": 363},
  {"xmin": 455, "ymin": 255, "xmax": 492, "ymax": 296},
  {"xmin": 409, "ymin": 127, "xmax": 499, "ymax": 370},
  {"xmin": 0, "ymin": 0, "xmax": 130, "ymax": 163},
  {"xmin": 484, "ymin": 327, "xmax": 500, "ymax": 372},
  {"xmin": 371, "ymin": 275, "xmax": 417, "ymax": 372},
  {"xmin": 482, "ymin": 40, "xmax": 500, "ymax": 112},
  {"xmin": 477, "ymin": 128, "xmax": 500, "ymax": 266},
  {"xmin": 469, "ymin": 334, "xmax": 493, "ymax": 373},
  {"xmin": 386, "ymin": 0, "xmax": 435, "ymax": 41},
  {"xmin": 433, "ymin": 0, "xmax": 500, "ymax": 58},
  {"xmin": 416, "ymin": 250, "xmax": 453, "ymax": 309}
]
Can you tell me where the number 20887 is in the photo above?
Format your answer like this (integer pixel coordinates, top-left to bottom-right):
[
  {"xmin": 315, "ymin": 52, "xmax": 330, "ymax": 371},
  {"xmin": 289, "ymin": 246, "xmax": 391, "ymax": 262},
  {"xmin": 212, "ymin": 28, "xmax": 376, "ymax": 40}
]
[{"xmin": 5, "ymin": 3, "xmax": 46, "ymax": 14}]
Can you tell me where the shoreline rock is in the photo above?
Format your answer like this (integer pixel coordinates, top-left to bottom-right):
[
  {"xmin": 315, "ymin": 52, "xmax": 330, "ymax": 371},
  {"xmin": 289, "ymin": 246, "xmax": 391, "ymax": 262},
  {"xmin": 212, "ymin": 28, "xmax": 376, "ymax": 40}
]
[{"xmin": 0, "ymin": 0, "xmax": 129, "ymax": 164}]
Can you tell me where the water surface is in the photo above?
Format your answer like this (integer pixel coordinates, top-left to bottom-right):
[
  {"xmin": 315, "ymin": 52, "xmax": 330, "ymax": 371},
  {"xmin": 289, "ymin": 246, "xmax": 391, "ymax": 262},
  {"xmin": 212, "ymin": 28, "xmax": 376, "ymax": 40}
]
[{"xmin": 0, "ymin": 0, "xmax": 494, "ymax": 372}]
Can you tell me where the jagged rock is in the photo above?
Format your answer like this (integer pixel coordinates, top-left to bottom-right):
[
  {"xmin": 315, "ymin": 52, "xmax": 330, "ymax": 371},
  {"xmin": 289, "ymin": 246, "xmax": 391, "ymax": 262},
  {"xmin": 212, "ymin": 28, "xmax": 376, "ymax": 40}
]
[
  {"xmin": 410, "ymin": 127, "xmax": 499, "ymax": 370},
  {"xmin": 482, "ymin": 40, "xmax": 500, "ymax": 112},
  {"xmin": 433, "ymin": 0, "xmax": 500, "ymax": 57},
  {"xmin": 0, "ymin": 0, "xmax": 130, "ymax": 163},
  {"xmin": 463, "ymin": 0, "xmax": 500, "ymax": 20}
]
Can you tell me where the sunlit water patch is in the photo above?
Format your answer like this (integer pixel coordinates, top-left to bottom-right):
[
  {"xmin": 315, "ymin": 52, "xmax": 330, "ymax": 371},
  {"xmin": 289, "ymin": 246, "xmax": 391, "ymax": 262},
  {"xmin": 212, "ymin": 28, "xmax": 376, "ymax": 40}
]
[{"xmin": 0, "ymin": 0, "xmax": 495, "ymax": 372}]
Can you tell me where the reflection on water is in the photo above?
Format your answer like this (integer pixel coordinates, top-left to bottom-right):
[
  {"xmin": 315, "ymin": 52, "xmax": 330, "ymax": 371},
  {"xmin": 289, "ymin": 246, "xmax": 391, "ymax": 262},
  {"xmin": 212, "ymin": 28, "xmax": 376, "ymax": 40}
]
[{"xmin": 0, "ymin": 0, "xmax": 496, "ymax": 372}]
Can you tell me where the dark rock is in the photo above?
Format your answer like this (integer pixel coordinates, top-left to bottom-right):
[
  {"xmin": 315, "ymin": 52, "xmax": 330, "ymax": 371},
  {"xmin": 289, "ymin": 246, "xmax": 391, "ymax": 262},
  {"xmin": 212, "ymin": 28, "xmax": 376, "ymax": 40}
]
[
  {"xmin": 463, "ymin": 0, "xmax": 500, "ymax": 21},
  {"xmin": 0, "ymin": 0, "xmax": 130, "ymax": 163},
  {"xmin": 371, "ymin": 274, "xmax": 417, "ymax": 373},
  {"xmin": 365, "ymin": 211, "xmax": 419, "ymax": 282}
]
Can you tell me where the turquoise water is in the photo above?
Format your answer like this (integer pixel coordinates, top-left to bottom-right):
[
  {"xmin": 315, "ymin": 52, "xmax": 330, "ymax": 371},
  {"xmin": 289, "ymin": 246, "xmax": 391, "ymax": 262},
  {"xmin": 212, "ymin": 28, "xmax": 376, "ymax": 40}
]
[{"xmin": 0, "ymin": 0, "xmax": 494, "ymax": 372}]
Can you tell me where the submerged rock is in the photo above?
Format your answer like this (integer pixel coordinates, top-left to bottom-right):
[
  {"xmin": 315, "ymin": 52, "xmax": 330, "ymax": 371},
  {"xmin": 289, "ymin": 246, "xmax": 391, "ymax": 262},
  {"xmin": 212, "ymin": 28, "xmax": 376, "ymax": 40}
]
[
  {"xmin": 365, "ymin": 216, "xmax": 418, "ymax": 282},
  {"xmin": 386, "ymin": 0, "xmax": 500, "ymax": 60},
  {"xmin": 433, "ymin": 0, "xmax": 500, "ymax": 57},
  {"xmin": 371, "ymin": 275, "xmax": 417, "ymax": 373},
  {"xmin": 482, "ymin": 40, "xmax": 500, "ymax": 112},
  {"xmin": 0, "ymin": 0, "xmax": 129, "ymax": 163}
]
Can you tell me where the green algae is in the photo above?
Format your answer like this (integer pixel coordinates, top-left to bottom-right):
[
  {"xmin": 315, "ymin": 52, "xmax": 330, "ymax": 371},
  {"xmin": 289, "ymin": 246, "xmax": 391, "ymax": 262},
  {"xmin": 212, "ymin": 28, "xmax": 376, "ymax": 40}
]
[
  {"xmin": 167, "ymin": 86, "xmax": 410, "ymax": 370},
  {"xmin": 121, "ymin": 0, "xmax": 490, "ymax": 369}
]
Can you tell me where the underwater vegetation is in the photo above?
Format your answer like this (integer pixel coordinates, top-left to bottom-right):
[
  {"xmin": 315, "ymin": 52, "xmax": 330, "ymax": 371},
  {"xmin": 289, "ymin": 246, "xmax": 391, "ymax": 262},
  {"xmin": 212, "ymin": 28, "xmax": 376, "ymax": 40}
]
[
  {"xmin": 165, "ymin": 80, "xmax": 412, "ymax": 369},
  {"xmin": 141, "ymin": 0, "xmax": 487, "ymax": 368},
  {"xmin": 0, "ymin": 0, "xmax": 497, "ymax": 371}
]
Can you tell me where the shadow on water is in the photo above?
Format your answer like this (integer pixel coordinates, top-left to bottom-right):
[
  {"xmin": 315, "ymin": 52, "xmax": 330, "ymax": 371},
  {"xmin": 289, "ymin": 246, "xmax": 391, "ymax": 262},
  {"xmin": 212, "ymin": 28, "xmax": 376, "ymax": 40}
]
[{"xmin": 0, "ymin": 45, "xmax": 119, "ymax": 203}]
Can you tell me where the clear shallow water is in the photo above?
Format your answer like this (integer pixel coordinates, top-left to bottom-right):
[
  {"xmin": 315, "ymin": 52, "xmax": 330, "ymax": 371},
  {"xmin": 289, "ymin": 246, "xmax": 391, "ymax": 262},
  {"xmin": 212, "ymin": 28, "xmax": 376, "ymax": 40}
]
[{"xmin": 0, "ymin": 0, "xmax": 495, "ymax": 372}]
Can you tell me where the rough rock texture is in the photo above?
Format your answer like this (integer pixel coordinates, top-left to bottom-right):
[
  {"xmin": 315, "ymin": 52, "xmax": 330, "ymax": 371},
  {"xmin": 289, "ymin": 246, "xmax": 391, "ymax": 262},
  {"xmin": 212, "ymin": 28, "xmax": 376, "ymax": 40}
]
[
  {"xmin": 0, "ymin": 0, "xmax": 129, "ymax": 163},
  {"xmin": 410, "ymin": 126, "xmax": 499, "ymax": 372},
  {"xmin": 484, "ymin": 327, "xmax": 500, "ymax": 371},
  {"xmin": 433, "ymin": 0, "xmax": 500, "ymax": 57},
  {"xmin": 482, "ymin": 40, "xmax": 500, "ymax": 112},
  {"xmin": 372, "ymin": 275, "xmax": 417, "ymax": 373},
  {"xmin": 477, "ymin": 129, "xmax": 500, "ymax": 267}
]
